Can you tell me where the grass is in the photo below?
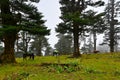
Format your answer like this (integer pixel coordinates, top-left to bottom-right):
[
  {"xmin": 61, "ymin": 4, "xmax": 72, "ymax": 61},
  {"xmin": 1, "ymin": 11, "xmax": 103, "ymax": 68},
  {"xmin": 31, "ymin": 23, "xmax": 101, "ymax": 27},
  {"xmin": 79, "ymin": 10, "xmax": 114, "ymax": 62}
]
[{"xmin": 1, "ymin": 53, "xmax": 120, "ymax": 80}]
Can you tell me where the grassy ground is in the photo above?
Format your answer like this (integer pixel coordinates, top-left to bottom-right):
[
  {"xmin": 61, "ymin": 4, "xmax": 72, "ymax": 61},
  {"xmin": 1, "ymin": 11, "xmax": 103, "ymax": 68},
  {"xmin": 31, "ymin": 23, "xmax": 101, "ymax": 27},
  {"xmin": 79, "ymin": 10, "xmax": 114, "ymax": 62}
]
[{"xmin": 1, "ymin": 53, "xmax": 120, "ymax": 80}]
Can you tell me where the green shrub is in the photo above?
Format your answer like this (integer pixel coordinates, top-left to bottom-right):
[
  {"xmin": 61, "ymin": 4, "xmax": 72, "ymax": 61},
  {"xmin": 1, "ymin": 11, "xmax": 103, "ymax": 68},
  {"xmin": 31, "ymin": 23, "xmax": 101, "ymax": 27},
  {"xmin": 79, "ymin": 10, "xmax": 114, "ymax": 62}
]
[
  {"xmin": 48, "ymin": 62, "xmax": 80, "ymax": 73},
  {"xmin": 55, "ymin": 65, "xmax": 64, "ymax": 73}
]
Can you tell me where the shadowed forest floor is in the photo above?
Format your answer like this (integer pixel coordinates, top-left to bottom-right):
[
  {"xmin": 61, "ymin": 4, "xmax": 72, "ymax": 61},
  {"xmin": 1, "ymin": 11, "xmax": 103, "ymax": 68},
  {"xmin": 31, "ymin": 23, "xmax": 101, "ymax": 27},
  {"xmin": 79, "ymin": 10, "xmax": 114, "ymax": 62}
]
[{"xmin": 0, "ymin": 53, "xmax": 120, "ymax": 80}]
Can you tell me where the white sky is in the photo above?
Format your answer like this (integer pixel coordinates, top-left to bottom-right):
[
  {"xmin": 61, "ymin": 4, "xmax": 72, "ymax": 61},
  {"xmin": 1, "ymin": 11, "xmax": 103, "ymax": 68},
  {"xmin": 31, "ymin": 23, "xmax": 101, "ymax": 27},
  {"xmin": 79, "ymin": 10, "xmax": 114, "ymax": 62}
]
[
  {"xmin": 36, "ymin": 0, "xmax": 61, "ymax": 48},
  {"xmin": 35, "ymin": 0, "xmax": 119, "ymax": 49},
  {"xmin": 36, "ymin": 0, "xmax": 106, "ymax": 48}
]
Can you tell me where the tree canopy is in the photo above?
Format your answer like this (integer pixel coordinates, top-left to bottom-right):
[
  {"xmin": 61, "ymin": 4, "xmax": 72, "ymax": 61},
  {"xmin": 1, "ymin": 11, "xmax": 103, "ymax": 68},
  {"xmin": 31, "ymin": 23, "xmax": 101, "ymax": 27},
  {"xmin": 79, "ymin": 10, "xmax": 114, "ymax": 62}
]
[
  {"xmin": 0, "ymin": 0, "xmax": 50, "ymax": 63},
  {"xmin": 56, "ymin": 0, "xmax": 105, "ymax": 57}
]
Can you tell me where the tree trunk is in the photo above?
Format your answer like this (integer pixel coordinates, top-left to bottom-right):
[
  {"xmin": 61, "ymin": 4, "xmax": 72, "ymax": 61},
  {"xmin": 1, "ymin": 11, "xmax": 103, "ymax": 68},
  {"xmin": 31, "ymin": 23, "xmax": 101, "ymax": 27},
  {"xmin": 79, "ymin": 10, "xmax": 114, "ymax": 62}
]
[
  {"xmin": 37, "ymin": 39, "xmax": 42, "ymax": 56},
  {"xmin": 0, "ymin": 0, "xmax": 17, "ymax": 63},
  {"xmin": 0, "ymin": 34, "xmax": 16, "ymax": 63},
  {"xmin": 110, "ymin": 24, "xmax": 114, "ymax": 52},
  {"xmin": 93, "ymin": 31, "xmax": 97, "ymax": 51},
  {"xmin": 73, "ymin": 25, "xmax": 81, "ymax": 57},
  {"xmin": 109, "ymin": 0, "xmax": 115, "ymax": 52}
]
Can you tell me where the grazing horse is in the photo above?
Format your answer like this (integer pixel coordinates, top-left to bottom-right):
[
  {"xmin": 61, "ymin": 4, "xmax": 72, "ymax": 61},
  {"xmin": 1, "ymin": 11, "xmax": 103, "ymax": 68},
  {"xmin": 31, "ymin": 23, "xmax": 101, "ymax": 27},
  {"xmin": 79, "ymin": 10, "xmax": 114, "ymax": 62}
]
[{"xmin": 23, "ymin": 53, "xmax": 34, "ymax": 60}]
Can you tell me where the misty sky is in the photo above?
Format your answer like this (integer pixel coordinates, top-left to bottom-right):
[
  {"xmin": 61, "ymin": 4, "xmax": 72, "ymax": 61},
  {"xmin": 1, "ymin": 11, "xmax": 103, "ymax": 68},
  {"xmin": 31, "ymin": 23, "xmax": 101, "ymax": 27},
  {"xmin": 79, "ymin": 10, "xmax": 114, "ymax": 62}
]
[
  {"xmin": 35, "ymin": 0, "xmax": 118, "ymax": 48},
  {"xmin": 36, "ymin": 0, "xmax": 61, "ymax": 48}
]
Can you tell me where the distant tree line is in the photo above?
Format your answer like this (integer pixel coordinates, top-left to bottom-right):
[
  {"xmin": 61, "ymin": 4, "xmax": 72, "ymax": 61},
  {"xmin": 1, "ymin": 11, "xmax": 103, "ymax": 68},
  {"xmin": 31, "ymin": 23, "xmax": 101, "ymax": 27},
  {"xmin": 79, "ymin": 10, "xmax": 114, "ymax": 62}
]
[
  {"xmin": 0, "ymin": 0, "xmax": 120, "ymax": 63},
  {"xmin": 55, "ymin": 0, "xmax": 120, "ymax": 56}
]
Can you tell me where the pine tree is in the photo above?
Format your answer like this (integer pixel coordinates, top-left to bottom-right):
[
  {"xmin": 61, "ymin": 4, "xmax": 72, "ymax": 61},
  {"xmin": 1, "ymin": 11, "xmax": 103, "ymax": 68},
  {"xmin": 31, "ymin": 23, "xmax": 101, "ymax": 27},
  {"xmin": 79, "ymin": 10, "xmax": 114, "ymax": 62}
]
[
  {"xmin": 30, "ymin": 35, "xmax": 50, "ymax": 56},
  {"xmin": 0, "ymin": 0, "xmax": 50, "ymax": 63},
  {"xmin": 56, "ymin": 0, "xmax": 105, "ymax": 57},
  {"xmin": 16, "ymin": 31, "xmax": 32, "ymax": 54},
  {"xmin": 54, "ymin": 33, "xmax": 73, "ymax": 55},
  {"xmin": 85, "ymin": 10, "xmax": 106, "ymax": 51},
  {"xmin": 102, "ymin": 0, "xmax": 120, "ymax": 52}
]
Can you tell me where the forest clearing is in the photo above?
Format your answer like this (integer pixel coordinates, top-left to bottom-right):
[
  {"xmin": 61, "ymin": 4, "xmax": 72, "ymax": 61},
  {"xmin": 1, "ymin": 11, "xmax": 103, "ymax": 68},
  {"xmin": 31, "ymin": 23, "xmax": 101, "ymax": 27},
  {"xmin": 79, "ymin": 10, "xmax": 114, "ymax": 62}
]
[
  {"xmin": 0, "ymin": 53, "xmax": 120, "ymax": 80},
  {"xmin": 0, "ymin": 0, "xmax": 120, "ymax": 79}
]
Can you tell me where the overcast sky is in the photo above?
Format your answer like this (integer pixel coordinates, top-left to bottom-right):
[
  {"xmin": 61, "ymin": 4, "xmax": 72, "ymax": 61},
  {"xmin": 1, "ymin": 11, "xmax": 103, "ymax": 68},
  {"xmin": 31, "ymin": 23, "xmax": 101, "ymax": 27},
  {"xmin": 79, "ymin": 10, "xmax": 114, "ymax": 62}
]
[
  {"xmin": 35, "ymin": 0, "xmax": 119, "ymax": 48},
  {"xmin": 36, "ymin": 0, "xmax": 106, "ymax": 48},
  {"xmin": 36, "ymin": 0, "xmax": 61, "ymax": 48}
]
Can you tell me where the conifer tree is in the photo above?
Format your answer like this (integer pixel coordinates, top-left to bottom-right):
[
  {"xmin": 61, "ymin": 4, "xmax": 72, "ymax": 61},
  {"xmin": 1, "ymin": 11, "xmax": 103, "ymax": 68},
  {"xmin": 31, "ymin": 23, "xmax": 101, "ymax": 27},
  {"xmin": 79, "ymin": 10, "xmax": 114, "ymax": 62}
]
[
  {"xmin": 30, "ymin": 35, "xmax": 50, "ymax": 56},
  {"xmin": 85, "ymin": 10, "xmax": 106, "ymax": 51},
  {"xmin": 0, "ymin": 0, "xmax": 50, "ymax": 63},
  {"xmin": 56, "ymin": 0, "xmax": 104, "ymax": 57},
  {"xmin": 102, "ymin": 0, "xmax": 120, "ymax": 52},
  {"xmin": 55, "ymin": 33, "xmax": 73, "ymax": 55}
]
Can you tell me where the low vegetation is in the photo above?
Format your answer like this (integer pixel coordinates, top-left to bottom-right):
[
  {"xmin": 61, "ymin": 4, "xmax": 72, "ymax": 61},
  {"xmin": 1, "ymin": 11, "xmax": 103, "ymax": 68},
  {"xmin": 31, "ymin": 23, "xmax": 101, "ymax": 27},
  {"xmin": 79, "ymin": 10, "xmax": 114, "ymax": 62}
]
[{"xmin": 1, "ymin": 53, "xmax": 120, "ymax": 80}]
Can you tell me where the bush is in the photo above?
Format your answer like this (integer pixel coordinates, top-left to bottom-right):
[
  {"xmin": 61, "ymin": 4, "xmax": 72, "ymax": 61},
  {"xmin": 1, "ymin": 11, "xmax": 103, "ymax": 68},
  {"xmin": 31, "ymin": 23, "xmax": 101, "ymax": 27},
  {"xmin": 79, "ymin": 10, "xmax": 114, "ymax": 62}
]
[{"xmin": 47, "ymin": 62, "xmax": 80, "ymax": 73}]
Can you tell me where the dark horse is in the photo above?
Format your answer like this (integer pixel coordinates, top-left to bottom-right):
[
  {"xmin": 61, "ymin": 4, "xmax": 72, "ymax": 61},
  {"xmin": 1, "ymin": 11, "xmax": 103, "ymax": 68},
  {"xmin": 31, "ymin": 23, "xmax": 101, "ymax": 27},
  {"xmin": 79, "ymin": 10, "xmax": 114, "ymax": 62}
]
[{"xmin": 23, "ymin": 53, "xmax": 34, "ymax": 60}]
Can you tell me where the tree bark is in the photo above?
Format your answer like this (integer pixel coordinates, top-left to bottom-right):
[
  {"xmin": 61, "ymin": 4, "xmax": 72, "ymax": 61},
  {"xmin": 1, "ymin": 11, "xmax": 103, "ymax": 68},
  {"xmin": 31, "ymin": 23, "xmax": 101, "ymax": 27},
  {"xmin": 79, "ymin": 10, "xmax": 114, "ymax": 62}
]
[
  {"xmin": 109, "ymin": 0, "xmax": 115, "ymax": 52},
  {"xmin": 73, "ymin": 24, "xmax": 81, "ymax": 57},
  {"xmin": 0, "ymin": 0, "xmax": 17, "ymax": 63},
  {"xmin": 0, "ymin": 34, "xmax": 16, "ymax": 63},
  {"xmin": 93, "ymin": 31, "xmax": 97, "ymax": 51}
]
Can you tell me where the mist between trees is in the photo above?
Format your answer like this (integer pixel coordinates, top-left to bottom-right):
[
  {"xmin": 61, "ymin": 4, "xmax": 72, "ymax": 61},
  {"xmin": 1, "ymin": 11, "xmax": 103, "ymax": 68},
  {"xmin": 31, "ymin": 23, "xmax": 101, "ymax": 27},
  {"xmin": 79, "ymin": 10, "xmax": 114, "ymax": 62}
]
[{"xmin": 0, "ymin": 0, "xmax": 120, "ymax": 63}]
